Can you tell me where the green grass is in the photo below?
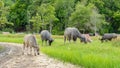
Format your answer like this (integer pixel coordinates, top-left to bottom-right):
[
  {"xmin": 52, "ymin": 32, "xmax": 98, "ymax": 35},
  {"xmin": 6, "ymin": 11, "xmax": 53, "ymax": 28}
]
[{"xmin": 0, "ymin": 34, "xmax": 120, "ymax": 68}]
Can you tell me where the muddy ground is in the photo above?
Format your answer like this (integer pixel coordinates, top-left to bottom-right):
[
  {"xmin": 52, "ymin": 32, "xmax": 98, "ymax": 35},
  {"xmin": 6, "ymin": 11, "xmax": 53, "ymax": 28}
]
[{"xmin": 0, "ymin": 42, "xmax": 80, "ymax": 68}]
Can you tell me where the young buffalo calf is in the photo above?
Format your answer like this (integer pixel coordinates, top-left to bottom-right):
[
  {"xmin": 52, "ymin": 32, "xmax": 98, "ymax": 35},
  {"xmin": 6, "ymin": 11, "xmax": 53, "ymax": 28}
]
[
  {"xmin": 23, "ymin": 34, "xmax": 40, "ymax": 56},
  {"xmin": 81, "ymin": 34, "xmax": 92, "ymax": 43}
]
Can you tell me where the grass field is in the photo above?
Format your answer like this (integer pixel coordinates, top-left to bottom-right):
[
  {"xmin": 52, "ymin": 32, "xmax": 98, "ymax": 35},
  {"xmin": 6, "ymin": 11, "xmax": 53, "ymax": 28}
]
[{"xmin": 0, "ymin": 34, "xmax": 120, "ymax": 68}]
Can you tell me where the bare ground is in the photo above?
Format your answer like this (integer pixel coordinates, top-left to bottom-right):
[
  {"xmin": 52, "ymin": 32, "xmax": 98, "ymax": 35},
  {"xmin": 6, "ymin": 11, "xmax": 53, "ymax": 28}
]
[{"xmin": 0, "ymin": 42, "xmax": 80, "ymax": 68}]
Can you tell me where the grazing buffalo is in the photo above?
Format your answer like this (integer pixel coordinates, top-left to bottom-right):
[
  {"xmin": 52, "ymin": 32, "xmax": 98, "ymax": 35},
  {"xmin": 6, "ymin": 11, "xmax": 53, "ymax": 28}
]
[
  {"xmin": 81, "ymin": 34, "xmax": 92, "ymax": 43},
  {"xmin": 100, "ymin": 33, "xmax": 117, "ymax": 42},
  {"xmin": 40, "ymin": 30, "xmax": 54, "ymax": 46},
  {"xmin": 23, "ymin": 34, "xmax": 40, "ymax": 56},
  {"xmin": 64, "ymin": 27, "xmax": 87, "ymax": 43}
]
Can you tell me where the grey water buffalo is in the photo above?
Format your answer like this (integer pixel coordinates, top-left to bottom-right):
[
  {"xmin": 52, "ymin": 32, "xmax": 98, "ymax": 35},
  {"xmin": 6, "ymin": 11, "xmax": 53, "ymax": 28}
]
[
  {"xmin": 100, "ymin": 33, "xmax": 117, "ymax": 42},
  {"xmin": 23, "ymin": 34, "xmax": 40, "ymax": 56},
  {"xmin": 64, "ymin": 27, "xmax": 87, "ymax": 43},
  {"xmin": 40, "ymin": 30, "xmax": 54, "ymax": 46}
]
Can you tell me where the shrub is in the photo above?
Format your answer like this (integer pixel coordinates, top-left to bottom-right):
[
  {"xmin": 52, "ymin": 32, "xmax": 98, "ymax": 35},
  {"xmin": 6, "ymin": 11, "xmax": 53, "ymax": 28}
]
[{"xmin": 2, "ymin": 28, "xmax": 14, "ymax": 33}]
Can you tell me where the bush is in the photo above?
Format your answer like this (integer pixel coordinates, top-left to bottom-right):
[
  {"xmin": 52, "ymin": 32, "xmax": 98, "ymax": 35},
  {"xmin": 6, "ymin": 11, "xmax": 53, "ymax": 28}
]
[
  {"xmin": 52, "ymin": 30, "xmax": 64, "ymax": 35},
  {"xmin": 2, "ymin": 28, "xmax": 14, "ymax": 33}
]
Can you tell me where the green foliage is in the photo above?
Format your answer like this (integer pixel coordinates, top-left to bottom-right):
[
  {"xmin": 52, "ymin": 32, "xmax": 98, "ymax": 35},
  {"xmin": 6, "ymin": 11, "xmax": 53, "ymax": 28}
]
[
  {"xmin": 69, "ymin": 2, "xmax": 91, "ymax": 30},
  {"xmin": 31, "ymin": 3, "xmax": 58, "ymax": 33},
  {"xmin": 88, "ymin": 0, "xmax": 120, "ymax": 33},
  {"xmin": 0, "ymin": 0, "xmax": 13, "ymax": 31},
  {"xmin": 30, "ymin": 13, "xmax": 41, "ymax": 33},
  {"xmin": 8, "ymin": 0, "xmax": 31, "ymax": 31},
  {"xmin": 2, "ymin": 0, "xmax": 15, "ymax": 6},
  {"xmin": 69, "ymin": 2, "xmax": 107, "ymax": 33},
  {"xmin": 1, "ymin": 0, "xmax": 120, "ymax": 34},
  {"xmin": 42, "ymin": 4, "xmax": 58, "ymax": 33},
  {"xmin": 113, "ymin": 11, "xmax": 120, "ymax": 32},
  {"xmin": 53, "ymin": 0, "xmax": 75, "ymax": 32},
  {"xmin": 2, "ymin": 28, "xmax": 14, "ymax": 33}
]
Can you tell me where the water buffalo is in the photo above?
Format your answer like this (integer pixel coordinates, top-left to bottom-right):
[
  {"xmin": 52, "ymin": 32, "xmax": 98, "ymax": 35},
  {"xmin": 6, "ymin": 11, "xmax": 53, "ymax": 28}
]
[
  {"xmin": 40, "ymin": 30, "xmax": 54, "ymax": 46},
  {"xmin": 100, "ymin": 33, "xmax": 117, "ymax": 42},
  {"xmin": 64, "ymin": 27, "xmax": 87, "ymax": 43},
  {"xmin": 81, "ymin": 34, "xmax": 92, "ymax": 43},
  {"xmin": 23, "ymin": 34, "xmax": 40, "ymax": 56}
]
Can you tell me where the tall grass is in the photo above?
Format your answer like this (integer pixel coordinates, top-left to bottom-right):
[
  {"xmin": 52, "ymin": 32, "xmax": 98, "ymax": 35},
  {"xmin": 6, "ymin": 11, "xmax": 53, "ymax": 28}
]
[
  {"xmin": 0, "ymin": 34, "xmax": 120, "ymax": 68},
  {"xmin": 41, "ymin": 38, "xmax": 120, "ymax": 68}
]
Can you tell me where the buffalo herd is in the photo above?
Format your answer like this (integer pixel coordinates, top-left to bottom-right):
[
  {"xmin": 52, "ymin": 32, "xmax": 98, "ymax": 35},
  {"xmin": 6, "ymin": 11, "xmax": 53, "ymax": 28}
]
[
  {"xmin": 23, "ymin": 27, "xmax": 118, "ymax": 56},
  {"xmin": 64, "ymin": 27, "xmax": 92, "ymax": 44},
  {"xmin": 64, "ymin": 27, "xmax": 117, "ymax": 43}
]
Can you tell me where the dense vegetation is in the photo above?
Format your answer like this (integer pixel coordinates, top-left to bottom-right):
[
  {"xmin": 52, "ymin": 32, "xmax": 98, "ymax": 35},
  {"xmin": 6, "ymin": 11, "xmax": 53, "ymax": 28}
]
[
  {"xmin": 0, "ymin": 0, "xmax": 120, "ymax": 34},
  {"xmin": 0, "ymin": 34, "xmax": 120, "ymax": 68}
]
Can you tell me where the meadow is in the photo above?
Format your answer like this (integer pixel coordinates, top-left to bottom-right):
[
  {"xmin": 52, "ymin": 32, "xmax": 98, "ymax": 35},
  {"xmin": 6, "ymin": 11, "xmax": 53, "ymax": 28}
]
[{"xmin": 0, "ymin": 34, "xmax": 120, "ymax": 68}]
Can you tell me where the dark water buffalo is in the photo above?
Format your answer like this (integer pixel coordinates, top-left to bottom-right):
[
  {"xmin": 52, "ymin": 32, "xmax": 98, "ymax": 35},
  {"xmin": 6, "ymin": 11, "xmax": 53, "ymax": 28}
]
[
  {"xmin": 23, "ymin": 34, "xmax": 40, "ymax": 56},
  {"xmin": 40, "ymin": 30, "xmax": 54, "ymax": 46},
  {"xmin": 100, "ymin": 33, "xmax": 117, "ymax": 42},
  {"xmin": 64, "ymin": 27, "xmax": 87, "ymax": 43}
]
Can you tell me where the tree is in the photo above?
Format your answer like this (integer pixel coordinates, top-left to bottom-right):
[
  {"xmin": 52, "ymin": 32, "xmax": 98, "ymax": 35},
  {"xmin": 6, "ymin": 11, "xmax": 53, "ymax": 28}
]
[
  {"xmin": 30, "ymin": 13, "xmax": 41, "ymax": 33},
  {"xmin": 1, "ymin": 0, "xmax": 120, "ymax": 34},
  {"xmin": 8, "ymin": 0, "xmax": 31, "ymax": 32},
  {"xmin": 113, "ymin": 11, "xmax": 120, "ymax": 33},
  {"xmin": 69, "ymin": 2, "xmax": 91, "ymax": 32},
  {"xmin": 43, "ymin": 4, "xmax": 58, "ymax": 33},
  {"xmin": 54, "ymin": 0, "xmax": 75, "ymax": 31},
  {"xmin": 89, "ymin": 6, "xmax": 107, "ymax": 34},
  {"xmin": 0, "ymin": 0, "xmax": 13, "ymax": 30},
  {"xmin": 0, "ymin": 1, "xmax": 6, "ymax": 29},
  {"xmin": 69, "ymin": 2, "xmax": 107, "ymax": 33},
  {"xmin": 3, "ymin": 0, "xmax": 15, "ymax": 6},
  {"xmin": 36, "ymin": 3, "xmax": 58, "ymax": 33},
  {"xmin": 87, "ymin": 0, "xmax": 120, "ymax": 33}
]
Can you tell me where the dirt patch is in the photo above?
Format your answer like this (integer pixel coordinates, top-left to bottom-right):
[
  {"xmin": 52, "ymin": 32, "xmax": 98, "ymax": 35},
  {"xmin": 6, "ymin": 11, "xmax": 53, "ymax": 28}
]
[{"xmin": 0, "ymin": 42, "xmax": 81, "ymax": 68}]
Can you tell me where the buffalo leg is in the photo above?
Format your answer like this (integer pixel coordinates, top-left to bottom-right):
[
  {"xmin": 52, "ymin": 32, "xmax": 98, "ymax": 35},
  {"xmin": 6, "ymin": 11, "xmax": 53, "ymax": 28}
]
[
  {"xmin": 34, "ymin": 48, "xmax": 36, "ymax": 56},
  {"xmin": 30, "ymin": 46, "xmax": 32, "ymax": 55},
  {"xmin": 23, "ymin": 42, "xmax": 25, "ymax": 55}
]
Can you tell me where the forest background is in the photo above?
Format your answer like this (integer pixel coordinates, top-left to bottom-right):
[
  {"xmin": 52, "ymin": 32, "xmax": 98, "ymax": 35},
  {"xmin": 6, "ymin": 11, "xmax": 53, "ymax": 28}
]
[{"xmin": 0, "ymin": 0, "xmax": 120, "ymax": 35}]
